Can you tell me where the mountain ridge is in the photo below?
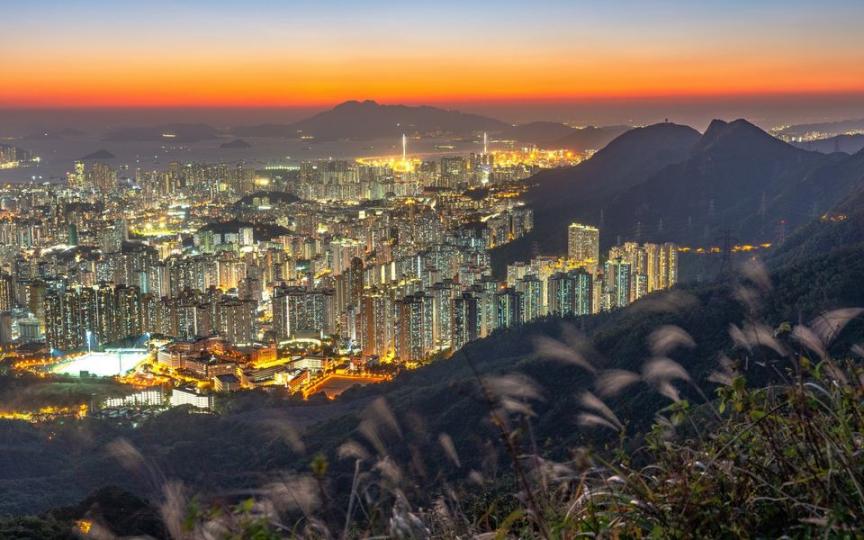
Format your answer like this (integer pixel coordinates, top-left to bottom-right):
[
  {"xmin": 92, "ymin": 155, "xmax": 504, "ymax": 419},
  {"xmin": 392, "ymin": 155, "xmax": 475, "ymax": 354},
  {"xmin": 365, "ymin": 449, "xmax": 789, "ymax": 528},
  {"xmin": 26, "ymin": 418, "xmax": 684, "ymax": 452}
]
[
  {"xmin": 493, "ymin": 118, "xmax": 864, "ymax": 273},
  {"xmin": 234, "ymin": 100, "xmax": 508, "ymax": 140}
]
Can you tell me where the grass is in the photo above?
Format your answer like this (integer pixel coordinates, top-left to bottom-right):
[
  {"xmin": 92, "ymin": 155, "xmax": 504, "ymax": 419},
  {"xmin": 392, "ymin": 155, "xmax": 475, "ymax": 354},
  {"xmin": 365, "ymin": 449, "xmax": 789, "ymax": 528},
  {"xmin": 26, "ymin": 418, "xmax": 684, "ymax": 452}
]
[{"xmin": 146, "ymin": 263, "xmax": 864, "ymax": 538}]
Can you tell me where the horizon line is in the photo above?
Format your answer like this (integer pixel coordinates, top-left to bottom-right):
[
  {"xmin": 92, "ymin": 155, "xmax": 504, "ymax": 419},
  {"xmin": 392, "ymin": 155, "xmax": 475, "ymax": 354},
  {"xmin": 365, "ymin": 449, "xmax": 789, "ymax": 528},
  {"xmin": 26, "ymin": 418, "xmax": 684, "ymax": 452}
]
[{"xmin": 3, "ymin": 90, "xmax": 864, "ymax": 110}]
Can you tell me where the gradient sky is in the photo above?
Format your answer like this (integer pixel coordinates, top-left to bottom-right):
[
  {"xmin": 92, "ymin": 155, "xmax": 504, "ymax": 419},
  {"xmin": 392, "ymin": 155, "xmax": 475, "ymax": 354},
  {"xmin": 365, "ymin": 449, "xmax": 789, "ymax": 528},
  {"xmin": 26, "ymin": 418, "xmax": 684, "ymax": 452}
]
[{"xmin": 2, "ymin": 0, "xmax": 863, "ymax": 108}]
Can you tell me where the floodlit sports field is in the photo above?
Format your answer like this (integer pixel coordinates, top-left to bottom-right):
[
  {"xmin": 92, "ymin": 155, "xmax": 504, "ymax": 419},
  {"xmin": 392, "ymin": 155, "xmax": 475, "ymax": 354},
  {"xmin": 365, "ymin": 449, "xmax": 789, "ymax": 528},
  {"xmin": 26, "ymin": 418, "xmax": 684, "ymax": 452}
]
[{"xmin": 52, "ymin": 349, "xmax": 148, "ymax": 378}]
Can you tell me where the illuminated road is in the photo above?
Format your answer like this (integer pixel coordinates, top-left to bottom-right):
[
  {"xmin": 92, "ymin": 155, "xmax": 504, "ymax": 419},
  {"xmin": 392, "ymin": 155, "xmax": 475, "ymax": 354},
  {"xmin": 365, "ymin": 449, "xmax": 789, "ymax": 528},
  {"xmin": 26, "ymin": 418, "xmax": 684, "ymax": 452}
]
[{"xmin": 302, "ymin": 373, "xmax": 389, "ymax": 399}]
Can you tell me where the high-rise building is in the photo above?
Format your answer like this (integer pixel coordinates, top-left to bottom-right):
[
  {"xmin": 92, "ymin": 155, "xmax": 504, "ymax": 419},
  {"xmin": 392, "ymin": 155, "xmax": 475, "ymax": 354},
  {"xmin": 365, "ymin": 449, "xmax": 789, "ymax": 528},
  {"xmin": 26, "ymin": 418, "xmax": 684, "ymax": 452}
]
[
  {"xmin": 515, "ymin": 275, "xmax": 543, "ymax": 321},
  {"xmin": 495, "ymin": 287, "xmax": 522, "ymax": 329},
  {"xmin": 360, "ymin": 288, "xmax": 390, "ymax": 358},
  {"xmin": 659, "ymin": 242, "xmax": 679, "ymax": 289},
  {"xmin": 86, "ymin": 162, "xmax": 118, "ymax": 193},
  {"xmin": 272, "ymin": 286, "xmax": 333, "ymax": 340},
  {"xmin": 0, "ymin": 274, "xmax": 14, "ymax": 311},
  {"xmin": 604, "ymin": 258, "xmax": 632, "ymax": 309},
  {"xmin": 216, "ymin": 297, "xmax": 256, "ymax": 345},
  {"xmin": 395, "ymin": 292, "xmax": 433, "ymax": 362},
  {"xmin": 451, "ymin": 292, "xmax": 478, "ymax": 349},
  {"xmin": 66, "ymin": 161, "xmax": 86, "ymax": 189},
  {"xmin": 568, "ymin": 223, "xmax": 600, "ymax": 262},
  {"xmin": 429, "ymin": 281, "xmax": 456, "ymax": 350},
  {"xmin": 0, "ymin": 311, "xmax": 12, "ymax": 348},
  {"xmin": 548, "ymin": 269, "xmax": 593, "ymax": 316}
]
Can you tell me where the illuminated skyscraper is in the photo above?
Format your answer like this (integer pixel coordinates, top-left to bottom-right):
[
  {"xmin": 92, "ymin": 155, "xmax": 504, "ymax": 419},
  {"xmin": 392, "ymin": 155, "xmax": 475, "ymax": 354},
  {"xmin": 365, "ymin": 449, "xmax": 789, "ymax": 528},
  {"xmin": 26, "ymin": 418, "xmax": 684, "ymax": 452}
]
[
  {"xmin": 515, "ymin": 275, "xmax": 543, "ymax": 321},
  {"xmin": 360, "ymin": 288, "xmax": 390, "ymax": 358},
  {"xmin": 495, "ymin": 287, "xmax": 522, "ymax": 328},
  {"xmin": 66, "ymin": 161, "xmax": 86, "ymax": 190},
  {"xmin": 86, "ymin": 162, "xmax": 118, "ymax": 193},
  {"xmin": 451, "ymin": 292, "xmax": 478, "ymax": 349},
  {"xmin": 0, "ymin": 274, "xmax": 13, "ymax": 311},
  {"xmin": 660, "ymin": 242, "xmax": 679, "ymax": 288},
  {"xmin": 603, "ymin": 258, "xmax": 632, "ymax": 309},
  {"xmin": 548, "ymin": 269, "xmax": 593, "ymax": 316},
  {"xmin": 568, "ymin": 223, "xmax": 600, "ymax": 262},
  {"xmin": 272, "ymin": 286, "xmax": 333, "ymax": 340}
]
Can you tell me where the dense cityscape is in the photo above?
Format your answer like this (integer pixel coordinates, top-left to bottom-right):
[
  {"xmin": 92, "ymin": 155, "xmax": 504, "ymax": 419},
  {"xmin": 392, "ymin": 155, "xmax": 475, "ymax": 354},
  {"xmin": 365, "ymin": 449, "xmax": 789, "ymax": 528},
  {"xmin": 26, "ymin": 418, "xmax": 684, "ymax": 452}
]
[
  {"xmin": 2, "ymin": 1, "xmax": 863, "ymax": 537},
  {"xmin": 0, "ymin": 133, "xmax": 681, "ymax": 417}
]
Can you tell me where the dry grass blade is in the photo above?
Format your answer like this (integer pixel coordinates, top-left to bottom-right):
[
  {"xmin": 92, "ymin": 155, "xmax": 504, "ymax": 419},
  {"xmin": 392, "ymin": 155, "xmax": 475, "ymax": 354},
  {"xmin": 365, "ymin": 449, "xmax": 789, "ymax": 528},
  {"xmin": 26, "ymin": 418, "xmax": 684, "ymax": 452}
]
[
  {"xmin": 358, "ymin": 418, "xmax": 388, "ymax": 457},
  {"xmin": 733, "ymin": 285, "xmax": 763, "ymax": 313},
  {"xmin": 708, "ymin": 354, "xmax": 738, "ymax": 386},
  {"xmin": 438, "ymin": 433, "xmax": 461, "ymax": 468},
  {"xmin": 258, "ymin": 419, "xmax": 306, "ymax": 454},
  {"xmin": 159, "ymin": 481, "xmax": 188, "ymax": 540},
  {"xmin": 577, "ymin": 413, "xmax": 621, "ymax": 432},
  {"xmin": 657, "ymin": 381, "xmax": 682, "ymax": 402},
  {"xmin": 500, "ymin": 397, "xmax": 537, "ymax": 417},
  {"xmin": 579, "ymin": 391, "xmax": 623, "ymax": 430},
  {"xmin": 648, "ymin": 325, "xmax": 696, "ymax": 356},
  {"xmin": 105, "ymin": 438, "xmax": 145, "ymax": 471},
  {"xmin": 266, "ymin": 474, "xmax": 321, "ymax": 516},
  {"xmin": 595, "ymin": 369, "xmax": 641, "ymax": 397},
  {"xmin": 533, "ymin": 335, "xmax": 596, "ymax": 373},
  {"xmin": 739, "ymin": 258, "xmax": 772, "ymax": 292},
  {"xmin": 338, "ymin": 440, "xmax": 370, "ymax": 462},
  {"xmin": 729, "ymin": 322, "xmax": 787, "ymax": 356},
  {"xmin": 792, "ymin": 325, "xmax": 827, "ymax": 360},
  {"xmin": 810, "ymin": 308, "xmax": 864, "ymax": 345},
  {"xmin": 375, "ymin": 456, "xmax": 403, "ymax": 486},
  {"xmin": 642, "ymin": 357, "xmax": 691, "ymax": 385},
  {"xmin": 629, "ymin": 290, "xmax": 699, "ymax": 315},
  {"xmin": 482, "ymin": 373, "xmax": 544, "ymax": 402},
  {"xmin": 707, "ymin": 370, "xmax": 733, "ymax": 386},
  {"xmin": 365, "ymin": 397, "xmax": 403, "ymax": 438}
]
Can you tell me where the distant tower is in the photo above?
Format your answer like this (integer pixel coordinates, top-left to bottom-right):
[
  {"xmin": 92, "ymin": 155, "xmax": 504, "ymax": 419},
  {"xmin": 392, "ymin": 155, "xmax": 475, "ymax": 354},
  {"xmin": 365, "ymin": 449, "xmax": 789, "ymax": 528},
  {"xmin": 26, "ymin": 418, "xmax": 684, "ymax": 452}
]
[
  {"xmin": 775, "ymin": 219, "xmax": 787, "ymax": 246},
  {"xmin": 402, "ymin": 133, "xmax": 407, "ymax": 162},
  {"xmin": 483, "ymin": 132, "xmax": 488, "ymax": 154},
  {"xmin": 717, "ymin": 229, "xmax": 738, "ymax": 277}
]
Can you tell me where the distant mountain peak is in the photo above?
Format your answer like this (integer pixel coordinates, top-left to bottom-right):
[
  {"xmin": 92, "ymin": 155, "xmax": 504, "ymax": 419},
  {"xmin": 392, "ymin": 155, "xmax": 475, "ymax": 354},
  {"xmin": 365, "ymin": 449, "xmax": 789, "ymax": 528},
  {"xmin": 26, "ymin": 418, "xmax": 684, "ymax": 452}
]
[
  {"xmin": 695, "ymin": 118, "xmax": 790, "ymax": 155},
  {"xmin": 80, "ymin": 149, "xmax": 115, "ymax": 160},
  {"xmin": 596, "ymin": 121, "xmax": 699, "ymax": 154},
  {"xmin": 334, "ymin": 99, "xmax": 379, "ymax": 110}
]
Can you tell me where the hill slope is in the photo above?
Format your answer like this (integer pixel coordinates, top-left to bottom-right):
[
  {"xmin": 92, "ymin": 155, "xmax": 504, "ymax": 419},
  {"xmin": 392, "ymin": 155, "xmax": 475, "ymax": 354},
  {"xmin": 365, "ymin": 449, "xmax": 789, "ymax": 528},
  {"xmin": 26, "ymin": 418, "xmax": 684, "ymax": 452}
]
[
  {"xmin": 770, "ymin": 148, "xmax": 864, "ymax": 267},
  {"xmin": 492, "ymin": 122, "xmax": 701, "ymax": 266},
  {"xmin": 553, "ymin": 124, "xmax": 632, "ymax": 151},
  {"xmin": 495, "ymin": 119, "xmax": 864, "ymax": 271}
]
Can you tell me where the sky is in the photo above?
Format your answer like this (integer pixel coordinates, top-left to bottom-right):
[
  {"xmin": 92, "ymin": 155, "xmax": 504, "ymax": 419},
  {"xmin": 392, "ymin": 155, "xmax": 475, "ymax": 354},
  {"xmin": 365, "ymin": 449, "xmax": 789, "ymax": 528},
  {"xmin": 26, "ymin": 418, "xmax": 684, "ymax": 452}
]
[{"xmin": 1, "ymin": 0, "xmax": 863, "ymax": 124}]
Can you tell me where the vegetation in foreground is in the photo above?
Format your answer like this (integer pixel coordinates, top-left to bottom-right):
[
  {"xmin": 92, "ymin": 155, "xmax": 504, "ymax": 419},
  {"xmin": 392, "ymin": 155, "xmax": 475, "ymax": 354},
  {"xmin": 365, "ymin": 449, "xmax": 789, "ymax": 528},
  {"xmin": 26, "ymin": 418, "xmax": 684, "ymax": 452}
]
[
  {"xmin": 6, "ymin": 259, "xmax": 860, "ymax": 539},
  {"xmin": 170, "ymin": 314, "xmax": 864, "ymax": 537}
]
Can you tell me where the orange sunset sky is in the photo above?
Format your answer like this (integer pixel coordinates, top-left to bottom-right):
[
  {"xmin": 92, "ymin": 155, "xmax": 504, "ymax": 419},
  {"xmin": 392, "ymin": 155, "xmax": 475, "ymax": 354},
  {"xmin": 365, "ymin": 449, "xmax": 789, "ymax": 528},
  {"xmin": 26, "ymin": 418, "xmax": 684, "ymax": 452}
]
[{"xmin": 1, "ymin": 0, "xmax": 863, "ymax": 108}]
